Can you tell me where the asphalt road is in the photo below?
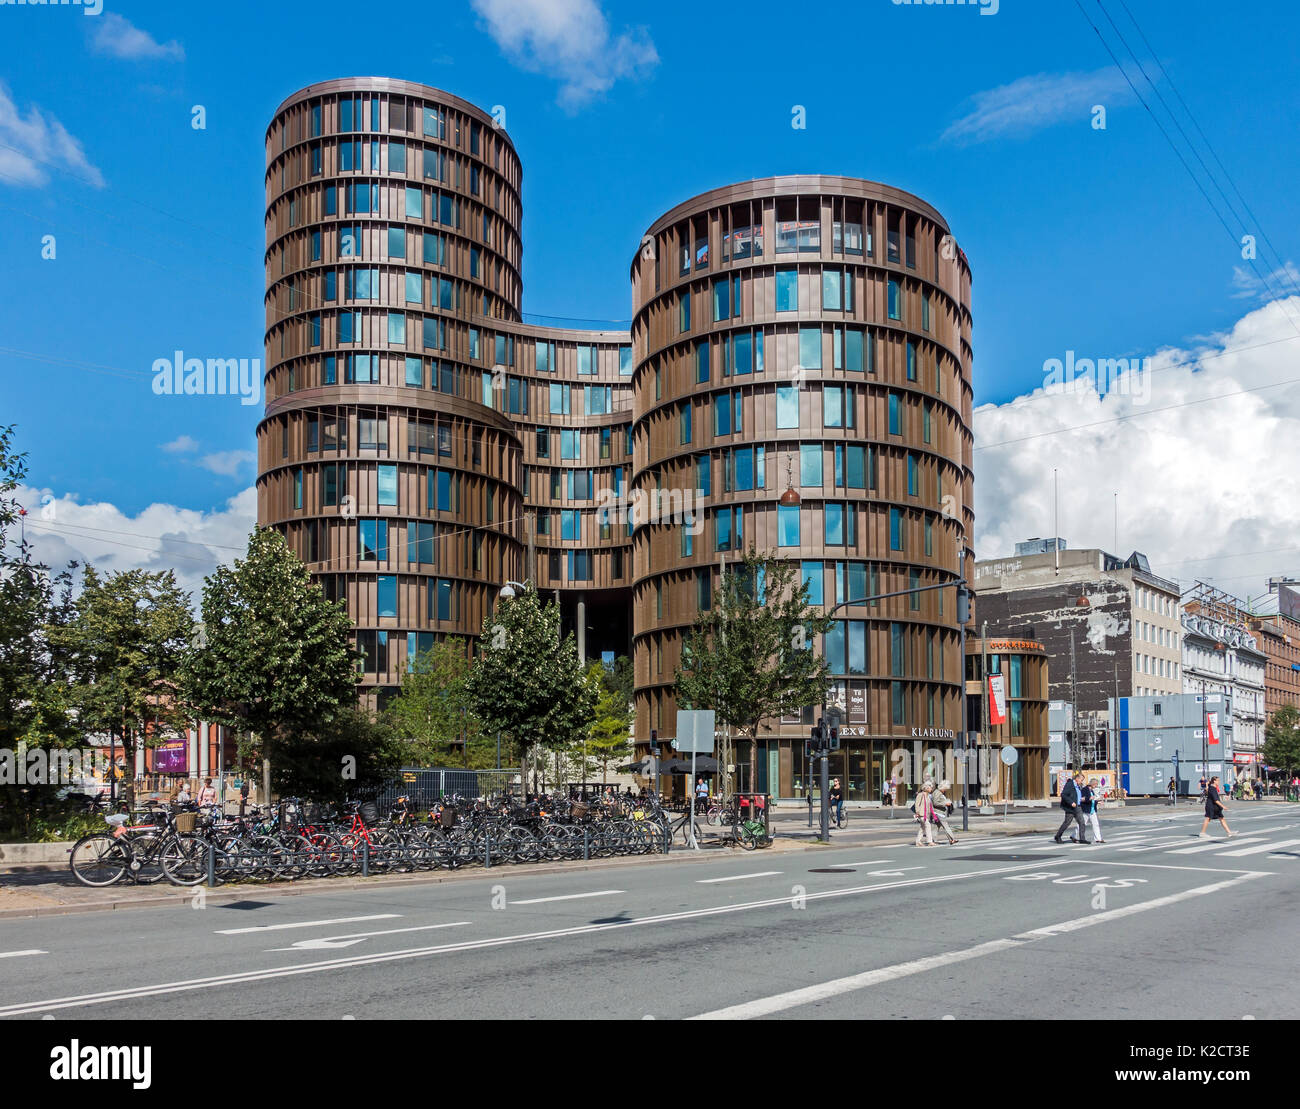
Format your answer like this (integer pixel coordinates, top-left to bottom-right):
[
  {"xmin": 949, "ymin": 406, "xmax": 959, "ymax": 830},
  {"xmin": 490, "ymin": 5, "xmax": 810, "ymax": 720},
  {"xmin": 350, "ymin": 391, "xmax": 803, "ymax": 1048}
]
[{"xmin": 1, "ymin": 806, "xmax": 1295, "ymax": 1020}]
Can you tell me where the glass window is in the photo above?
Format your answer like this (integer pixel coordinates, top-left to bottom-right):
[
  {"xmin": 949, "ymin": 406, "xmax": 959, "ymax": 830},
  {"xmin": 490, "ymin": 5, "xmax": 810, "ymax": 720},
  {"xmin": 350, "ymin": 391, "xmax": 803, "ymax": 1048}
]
[
  {"xmin": 824, "ymin": 386, "xmax": 843, "ymax": 428},
  {"xmin": 825, "ymin": 503, "xmax": 844, "ymax": 546},
  {"xmin": 888, "ymin": 279, "xmax": 901, "ymax": 321},
  {"xmin": 713, "ymin": 277, "xmax": 730, "ymax": 322},
  {"xmin": 800, "ymin": 327, "xmax": 821, "ymax": 370},
  {"xmin": 680, "ymin": 403, "xmax": 693, "ymax": 445},
  {"xmin": 907, "ymin": 340, "xmax": 917, "ymax": 381},
  {"xmin": 404, "ymin": 271, "xmax": 422, "ymax": 305},
  {"xmin": 802, "ymin": 561, "xmax": 823, "ymax": 606},
  {"xmin": 697, "ymin": 453, "xmax": 711, "ymax": 496},
  {"xmin": 388, "ymin": 225, "xmax": 405, "ymax": 260},
  {"xmin": 715, "ymin": 508, "xmax": 733, "ymax": 552},
  {"xmin": 619, "ymin": 345, "xmax": 633, "ymax": 375},
  {"xmin": 695, "ymin": 341, "xmax": 711, "ymax": 384},
  {"xmin": 822, "ymin": 269, "xmax": 842, "ymax": 311},
  {"xmin": 908, "ymin": 454, "xmax": 918, "ymax": 496},
  {"xmin": 776, "ymin": 385, "xmax": 799, "ymax": 428},
  {"xmin": 389, "ymin": 141, "xmax": 406, "ymax": 173},
  {"xmin": 890, "ymin": 508, "xmax": 903, "ymax": 551},
  {"xmin": 825, "ymin": 621, "xmax": 845, "ymax": 674},
  {"xmin": 388, "ymin": 312, "xmax": 406, "ymax": 344},
  {"xmin": 889, "ymin": 393, "xmax": 901, "ymax": 435},
  {"xmin": 577, "ymin": 345, "xmax": 594, "ymax": 374},
  {"xmin": 378, "ymin": 464, "xmax": 397, "ymax": 506},
  {"xmin": 408, "ymin": 521, "xmax": 434, "ymax": 567},
  {"xmin": 848, "ymin": 622, "xmax": 866, "ymax": 674},
  {"xmin": 377, "ymin": 575, "xmax": 397, "ymax": 619},
  {"xmin": 714, "ymin": 392, "xmax": 731, "ymax": 436},
  {"xmin": 800, "ymin": 443, "xmax": 822, "ymax": 487},
  {"xmin": 359, "ymin": 519, "xmax": 388, "ymax": 561},
  {"xmin": 732, "ymin": 331, "xmax": 752, "ymax": 376},
  {"xmin": 775, "ymin": 269, "xmax": 798, "ymax": 312},
  {"xmin": 778, "ymin": 504, "xmax": 801, "ymax": 547}
]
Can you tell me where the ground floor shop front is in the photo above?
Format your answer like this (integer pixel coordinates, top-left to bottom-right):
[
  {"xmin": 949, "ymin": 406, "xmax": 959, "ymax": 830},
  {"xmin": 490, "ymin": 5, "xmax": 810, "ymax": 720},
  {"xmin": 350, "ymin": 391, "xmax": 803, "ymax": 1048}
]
[{"xmin": 732, "ymin": 737, "xmax": 1049, "ymax": 802}]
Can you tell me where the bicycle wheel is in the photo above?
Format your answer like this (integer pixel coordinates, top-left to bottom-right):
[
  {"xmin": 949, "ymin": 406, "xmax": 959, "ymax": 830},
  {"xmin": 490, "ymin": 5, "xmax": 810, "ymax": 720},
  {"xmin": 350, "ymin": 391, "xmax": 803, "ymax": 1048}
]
[
  {"xmin": 161, "ymin": 834, "xmax": 209, "ymax": 886},
  {"xmin": 69, "ymin": 833, "xmax": 129, "ymax": 887},
  {"xmin": 740, "ymin": 828, "xmax": 758, "ymax": 850},
  {"xmin": 127, "ymin": 833, "xmax": 167, "ymax": 884}
]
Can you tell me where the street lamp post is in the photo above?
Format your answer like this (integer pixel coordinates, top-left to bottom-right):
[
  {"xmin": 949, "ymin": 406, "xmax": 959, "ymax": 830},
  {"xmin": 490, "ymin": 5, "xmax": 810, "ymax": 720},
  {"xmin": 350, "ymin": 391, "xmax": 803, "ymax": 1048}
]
[{"xmin": 497, "ymin": 579, "xmax": 533, "ymax": 797}]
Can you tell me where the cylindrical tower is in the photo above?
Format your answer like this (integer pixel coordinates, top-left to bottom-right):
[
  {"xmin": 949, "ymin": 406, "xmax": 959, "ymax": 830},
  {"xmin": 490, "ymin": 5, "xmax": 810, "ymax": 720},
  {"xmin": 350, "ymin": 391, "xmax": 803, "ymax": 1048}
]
[
  {"xmin": 258, "ymin": 79, "xmax": 526, "ymax": 708},
  {"xmin": 628, "ymin": 176, "xmax": 974, "ymax": 799}
]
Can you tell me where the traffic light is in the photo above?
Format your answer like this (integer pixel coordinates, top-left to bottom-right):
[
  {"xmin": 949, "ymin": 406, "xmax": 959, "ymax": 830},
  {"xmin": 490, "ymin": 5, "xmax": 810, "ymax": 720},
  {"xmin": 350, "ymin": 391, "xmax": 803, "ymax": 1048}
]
[
  {"xmin": 649, "ymin": 728, "xmax": 658, "ymax": 755},
  {"xmin": 827, "ymin": 725, "xmax": 840, "ymax": 750}
]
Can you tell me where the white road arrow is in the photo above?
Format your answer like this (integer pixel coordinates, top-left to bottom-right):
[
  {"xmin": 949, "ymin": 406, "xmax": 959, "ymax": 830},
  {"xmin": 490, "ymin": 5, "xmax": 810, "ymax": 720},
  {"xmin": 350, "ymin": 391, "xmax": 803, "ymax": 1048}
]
[
  {"xmin": 866, "ymin": 867, "xmax": 924, "ymax": 877},
  {"xmin": 271, "ymin": 921, "xmax": 471, "ymax": 952}
]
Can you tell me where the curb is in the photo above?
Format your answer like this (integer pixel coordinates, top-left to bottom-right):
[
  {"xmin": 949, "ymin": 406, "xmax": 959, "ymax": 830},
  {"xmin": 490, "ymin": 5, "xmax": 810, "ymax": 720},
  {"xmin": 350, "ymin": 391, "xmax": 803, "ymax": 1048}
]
[{"xmin": 0, "ymin": 824, "xmax": 1064, "ymax": 920}]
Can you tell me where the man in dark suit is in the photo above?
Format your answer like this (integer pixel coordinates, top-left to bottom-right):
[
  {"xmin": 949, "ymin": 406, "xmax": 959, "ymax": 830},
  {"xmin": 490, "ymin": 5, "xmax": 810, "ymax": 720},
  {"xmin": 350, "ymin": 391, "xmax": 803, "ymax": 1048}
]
[{"xmin": 1053, "ymin": 772, "xmax": 1090, "ymax": 844}]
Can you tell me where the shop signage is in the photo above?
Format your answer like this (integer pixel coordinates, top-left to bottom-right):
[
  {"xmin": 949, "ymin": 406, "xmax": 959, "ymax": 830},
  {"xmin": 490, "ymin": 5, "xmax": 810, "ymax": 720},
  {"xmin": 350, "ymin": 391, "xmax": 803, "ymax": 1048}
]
[{"xmin": 986, "ymin": 639, "xmax": 1044, "ymax": 653}]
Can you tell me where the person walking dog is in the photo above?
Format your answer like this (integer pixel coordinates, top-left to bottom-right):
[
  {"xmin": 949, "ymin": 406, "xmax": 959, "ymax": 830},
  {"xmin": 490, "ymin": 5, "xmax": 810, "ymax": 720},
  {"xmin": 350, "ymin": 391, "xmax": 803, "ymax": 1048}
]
[
  {"xmin": 1198, "ymin": 775, "xmax": 1238, "ymax": 839},
  {"xmin": 1053, "ymin": 772, "xmax": 1090, "ymax": 844}
]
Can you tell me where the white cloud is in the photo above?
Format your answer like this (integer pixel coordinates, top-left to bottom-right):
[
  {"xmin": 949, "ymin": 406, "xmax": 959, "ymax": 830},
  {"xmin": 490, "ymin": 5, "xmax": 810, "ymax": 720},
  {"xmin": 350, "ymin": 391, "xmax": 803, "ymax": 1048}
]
[
  {"xmin": 13, "ymin": 486, "xmax": 256, "ymax": 609},
  {"xmin": 940, "ymin": 68, "xmax": 1130, "ymax": 146},
  {"xmin": 197, "ymin": 450, "xmax": 255, "ymax": 477},
  {"xmin": 0, "ymin": 83, "xmax": 104, "ymax": 188},
  {"xmin": 973, "ymin": 296, "xmax": 1300, "ymax": 605},
  {"xmin": 89, "ymin": 13, "xmax": 185, "ymax": 62},
  {"xmin": 470, "ymin": 0, "xmax": 657, "ymax": 109},
  {"xmin": 1230, "ymin": 261, "xmax": 1300, "ymax": 302},
  {"xmin": 160, "ymin": 435, "xmax": 199, "ymax": 454}
]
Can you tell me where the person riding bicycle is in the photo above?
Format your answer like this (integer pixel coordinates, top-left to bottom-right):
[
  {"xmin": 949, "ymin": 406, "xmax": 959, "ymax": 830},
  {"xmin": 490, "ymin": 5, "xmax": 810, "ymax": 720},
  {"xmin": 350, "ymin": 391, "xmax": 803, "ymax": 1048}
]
[{"xmin": 828, "ymin": 779, "xmax": 844, "ymax": 826}]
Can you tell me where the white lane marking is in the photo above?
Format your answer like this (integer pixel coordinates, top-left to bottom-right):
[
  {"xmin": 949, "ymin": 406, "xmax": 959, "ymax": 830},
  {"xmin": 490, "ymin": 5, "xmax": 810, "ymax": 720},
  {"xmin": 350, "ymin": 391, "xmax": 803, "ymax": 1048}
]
[
  {"xmin": 1168, "ymin": 838, "xmax": 1266, "ymax": 854},
  {"xmin": 270, "ymin": 922, "xmax": 471, "ymax": 951},
  {"xmin": 696, "ymin": 872, "xmax": 782, "ymax": 884},
  {"xmin": 0, "ymin": 950, "xmax": 47, "ymax": 960},
  {"xmin": 1216, "ymin": 838, "xmax": 1300, "ymax": 857},
  {"xmin": 1117, "ymin": 838, "xmax": 1199, "ymax": 852},
  {"xmin": 838, "ymin": 859, "xmax": 896, "ymax": 866},
  {"xmin": 509, "ymin": 890, "xmax": 624, "ymax": 905},
  {"xmin": 865, "ymin": 867, "xmax": 925, "ymax": 877},
  {"xmin": 0, "ymin": 859, "xmax": 1061, "ymax": 1017},
  {"xmin": 216, "ymin": 914, "xmax": 399, "ymax": 936},
  {"xmin": 688, "ymin": 871, "xmax": 1265, "ymax": 1020}
]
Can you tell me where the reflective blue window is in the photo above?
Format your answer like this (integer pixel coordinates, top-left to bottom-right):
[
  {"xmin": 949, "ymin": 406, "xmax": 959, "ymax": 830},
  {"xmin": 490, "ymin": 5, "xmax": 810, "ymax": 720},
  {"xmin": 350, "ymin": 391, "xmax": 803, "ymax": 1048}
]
[
  {"xmin": 377, "ymin": 575, "xmax": 396, "ymax": 619},
  {"xmin": 619, "ymin": 345, "xmax": 633, "ymax": 375},
  {"xmin": 324, "ymin": 185, "xmax": 336, "ymax": 215},
  {"xmin": 436, "ymin": 580, "xmax": 451, "ymax": 622},
  {"xmin": 778, "ymin": 504, "xmax": 801, "ymax": 547},
  {"xmin": 405, "ymin": 271, "xmax": 422, "ymax": 304},
  {"xmin": 848, "ymin": 622, "xmax": 866, "ymax": 674},
  {"xmin": 389, "ymin": 142, "xmax": 406, "ymax": 173},
  {"xmin": 889, "ymin": 393, "xmax": 901, "ymax": 435},
  {"xmin": 907, "ymin": 340, "xmax": 917, "ymax": 381},
  {"xmin": 845, "ymin": 327, "xmax": 863, "ymax": 372},
  {"xmin": 825, "ymin": 503, "xmax": 844, "ymax": 546},
  {"xmin": 825, "ymin": 621, "xmax": 845, "ymax": 674},
  {"xmin": 733, "ymin": 331, "xmax": 752, "ymax": 375},
  {"xmin": 890, "ymin": 508, "xmax": 903, "ymax": 551},
  {"xmin": 713, "ymin": 277, "xmax": 730, "ymax": 322},
  {"xmin": 800, "ymin": 327, "xmax": 821, "ymax": 370},
  {"xmin": 406, "ymin": 356, "xmax": 423, "ymax": 387},
  {"xmin": 822, "ymin": 269, "xmax": 841, "ymax": 311},
  {"xmin": 378, "ymin": 464, "xmax": 397, "ymax": 506},
  {"xmin": 802, "ymin": 561, "xmax": 823, "ymax": 606},
  {"xmin": 359, "ymin": 519, "xmax": 388, "ymax": 561},
  {"xmin": 714, "ymin": 392, "xmax": 731, "ymax": 436},
  {"xmin": 800, "ymin": 443, "xmax": 822, "ymax": 487},
  {"xmin": 776, "ymin": 269, "xmax": 798, "ymax": 312},
  {"xmin": 888, "ymin": 279, "xmax": 901, "ymax": 321},
  {"xmin": 696, "ymin": 341, "xmax": 710, "ymax": 384},
  {"xmin": 388, "ymin": 226, "xmax": 405, "ymax": 259},
  {"xmin": 323, "ymin": 355, "xmax": 336, "ymax": 385},
  {"xmin": 388, "ymin": 312, "xmax": 405, "ymax": 344},
  {"xmin": 697, "ymin": 453, "xmax": 711, "ymax": 496},
  {"xmin": 776, "ymin": 386, "xmax": 799, "ymax": 429},
  {"xmin": 405, "ymin": 187, "xmax": 422, "ymax": 219},
  {"xmin": 824, "ymin": 386, "xmax": 843, "ymax": 428}
]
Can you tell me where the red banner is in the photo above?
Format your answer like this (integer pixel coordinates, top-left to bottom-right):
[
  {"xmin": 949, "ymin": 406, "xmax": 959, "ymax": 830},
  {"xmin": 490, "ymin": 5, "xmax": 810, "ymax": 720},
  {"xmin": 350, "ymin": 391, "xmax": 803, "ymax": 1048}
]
[{"xmin": 988, "ymin": 674, "xmax": 1007, "ymax": 726}]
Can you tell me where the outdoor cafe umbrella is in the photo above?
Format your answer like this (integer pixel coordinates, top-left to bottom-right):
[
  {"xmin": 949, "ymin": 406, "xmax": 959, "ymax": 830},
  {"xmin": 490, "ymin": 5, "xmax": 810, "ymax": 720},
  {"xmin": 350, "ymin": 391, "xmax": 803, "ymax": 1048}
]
[{"xmin": 618, "ymin": 755, "xmax": 658, "ymax": 774}]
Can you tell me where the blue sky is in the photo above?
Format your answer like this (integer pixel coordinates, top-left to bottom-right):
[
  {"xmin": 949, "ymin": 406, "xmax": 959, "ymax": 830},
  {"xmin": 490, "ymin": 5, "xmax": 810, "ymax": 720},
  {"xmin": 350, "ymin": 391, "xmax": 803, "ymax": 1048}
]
[{"xmin": 4, "ymin": 0, "xmax": 1300, "ymax": 601}]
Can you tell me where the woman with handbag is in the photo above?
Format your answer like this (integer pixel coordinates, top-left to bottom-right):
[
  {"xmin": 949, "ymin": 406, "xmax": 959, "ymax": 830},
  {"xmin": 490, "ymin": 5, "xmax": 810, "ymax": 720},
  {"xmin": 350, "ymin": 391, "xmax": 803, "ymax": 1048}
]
[
  {"xmin": 913, "ymin": 780, "xmax": 937, "ymax": 847},
  {"xmin": 1198, "ymin": 775, "xmax": 1238, "ymax": 839}
]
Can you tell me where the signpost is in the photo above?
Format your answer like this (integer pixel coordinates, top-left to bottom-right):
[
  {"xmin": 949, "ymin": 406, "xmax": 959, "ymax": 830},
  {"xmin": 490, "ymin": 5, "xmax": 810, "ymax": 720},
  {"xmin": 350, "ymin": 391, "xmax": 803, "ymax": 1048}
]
[
  {"xmin": 999, "ymin": 745, "xmax": 1019, "ymax": 818},
  {"xmin": 675, "ymin": 709, "xmax": 715, "ymax": 850}
]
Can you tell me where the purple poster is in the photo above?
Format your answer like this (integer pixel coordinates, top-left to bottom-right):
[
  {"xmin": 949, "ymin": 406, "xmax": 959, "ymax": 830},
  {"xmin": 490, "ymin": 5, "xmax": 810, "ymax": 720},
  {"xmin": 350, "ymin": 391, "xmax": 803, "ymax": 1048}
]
[{"xmin": 155, "ymin": 741, "xmax": 188, "ymax": 773}]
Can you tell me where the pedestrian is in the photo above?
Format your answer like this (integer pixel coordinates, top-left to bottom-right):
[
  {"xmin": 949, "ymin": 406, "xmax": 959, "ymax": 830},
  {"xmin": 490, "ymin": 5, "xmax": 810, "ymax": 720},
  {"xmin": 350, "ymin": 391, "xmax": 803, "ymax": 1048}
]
[
  {"xmin": 1079, "ymin": 777, "xmax": 1104, "ymax": 844},
  {"xmin": 1199, "ymin": 775, "xmax": 1207, "ymax": 800},
  {"xmin": 881, "ymin": 775, "xmax": 893, "ymax": 808},
  {"xmin": 174, "ymin": 780, "xmax": 192, "ymax": 805},
  {"xmin": 913, "ymin": 779, "xmax": 937, "ymax": 847},
  {"xmin": 1166, "ymin": 776, "xmax": 1177, "ymax": 805},
  {"xmin": 695, "ymin": 776, "xmax": 709, "ymax": 805},
  {"xmin": 828, "ymin": 778, "xmax": 844, "ymax": 826},
  {"xmin": 238, "ymin": 777, "xmax": 250, "ymax": 818},
  {"xmin": 197, "ymin": 777, "xmax": 217, "ymax": 807},
  {"xmin": 1198, "ymin": 776, "xmax": 1238, "ymax": 839},
  {"xmin": 1053, "ymin": 772, "xmax": 1090, "ymax": 845},
  {"xmin": 889, "ymin": 773, "xmax": 899, "ymax": 809},
  {"xmin": 931, "ymin": 779, "xmax": 958, "ymax": 844}
]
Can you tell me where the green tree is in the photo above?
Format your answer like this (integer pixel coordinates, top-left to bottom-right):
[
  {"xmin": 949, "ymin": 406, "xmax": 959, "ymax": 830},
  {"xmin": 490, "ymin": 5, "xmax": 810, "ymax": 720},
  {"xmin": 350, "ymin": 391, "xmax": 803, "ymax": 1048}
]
[
  {"xmin": 585, "ymin": 660, "xmax": 631, "ymax": 784},
  {"xmin": 274, "ymin": 707, "xmax": 406, "ymax": 802},
  {"xmin": 183, "ymin": 528, "xmax": 357, "ymax": 786},
  {"xmin": 675, "ymin": 550, "xmax": 833, "ymax": 796},
  {"xmin": 1263, "ymin": 704, "xmax": 1300, "ymax": 781},
  {"xmin": 385, "ymin": 638, "xmax": 492, "ymax": 767},
  {"xmin": 56, "ymin": 565, "xmax": 195, "ymax": 806},
  {"xmin": 464, "ymin": 585, "xmax": 596, "ymax": 788}
]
